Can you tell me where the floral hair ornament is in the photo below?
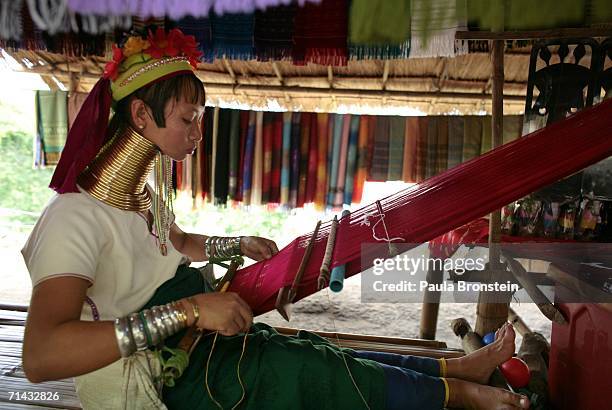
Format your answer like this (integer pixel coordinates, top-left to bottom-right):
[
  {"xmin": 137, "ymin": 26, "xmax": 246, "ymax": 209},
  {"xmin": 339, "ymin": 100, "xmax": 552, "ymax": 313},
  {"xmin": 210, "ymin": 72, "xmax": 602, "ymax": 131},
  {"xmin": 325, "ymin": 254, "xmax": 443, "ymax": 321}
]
[
  {"xmin": 51, "ymin": 27, "xmax": 203, "ymax": 194},
  {"xmin": 105, "ymin": 27, "xmax": 203, "ymax": 102}
]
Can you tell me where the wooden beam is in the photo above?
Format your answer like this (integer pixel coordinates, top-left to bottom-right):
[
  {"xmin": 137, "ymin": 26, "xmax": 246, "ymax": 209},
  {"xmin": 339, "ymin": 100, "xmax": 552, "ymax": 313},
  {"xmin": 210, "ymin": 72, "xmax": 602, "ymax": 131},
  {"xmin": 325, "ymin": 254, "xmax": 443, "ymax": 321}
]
[
  {"xmin": 222, "ymin": 58, "xmax": 237, "ymax": 84},
  {"xmin": 381, "ymin": 60, "xmax": 390, "ymax": 90},
  {"xmin": 271, "ymin": 61, "xmax": 284, "ymax": 85},
  {"xmin": 327, "ymin": 65, "xmax": 334, "ymax": 88},
  {"xmin": 456, "ymin": 27, "xmax": 612, "ymax": 40},
  {"xmin": 203, "ymin": 82, "xmax": 526, "ymax": 101}
]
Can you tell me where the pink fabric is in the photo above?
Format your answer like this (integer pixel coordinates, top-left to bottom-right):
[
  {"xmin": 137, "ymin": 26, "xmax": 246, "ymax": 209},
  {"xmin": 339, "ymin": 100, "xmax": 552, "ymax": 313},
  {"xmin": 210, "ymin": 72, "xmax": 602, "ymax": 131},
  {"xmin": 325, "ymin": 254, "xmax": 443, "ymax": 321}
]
[
  {"xmin": 50, "ymin": 78, "xmax": 112, "ymax": 194},
  {"xmin": 229, "ymin": 99, "xmax": 612, "ymax": 316}
]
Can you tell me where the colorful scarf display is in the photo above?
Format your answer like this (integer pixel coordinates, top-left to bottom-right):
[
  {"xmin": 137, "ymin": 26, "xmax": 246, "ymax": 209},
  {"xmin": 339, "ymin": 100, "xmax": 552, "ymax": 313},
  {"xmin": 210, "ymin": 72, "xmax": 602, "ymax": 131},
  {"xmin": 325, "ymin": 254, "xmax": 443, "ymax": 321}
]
[{"xmin": 254, "ymin": 4, "xmax": 297, "ymax": 61}]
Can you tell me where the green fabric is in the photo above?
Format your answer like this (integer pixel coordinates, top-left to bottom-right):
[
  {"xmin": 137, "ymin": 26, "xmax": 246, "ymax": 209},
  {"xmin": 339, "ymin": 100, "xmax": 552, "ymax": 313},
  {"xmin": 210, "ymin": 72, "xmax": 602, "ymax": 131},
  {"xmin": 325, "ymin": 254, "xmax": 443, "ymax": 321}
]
[
  {"xmin": 143, "ymin": 265, "xmax": 386, "ymax": 410},
  {"xmin": 349, "ymin": 0, "xmax": 411, "ymax": 45},
  {"xmin": 35, "ymin": 90, "xmax": 68, "ymax": 165}
]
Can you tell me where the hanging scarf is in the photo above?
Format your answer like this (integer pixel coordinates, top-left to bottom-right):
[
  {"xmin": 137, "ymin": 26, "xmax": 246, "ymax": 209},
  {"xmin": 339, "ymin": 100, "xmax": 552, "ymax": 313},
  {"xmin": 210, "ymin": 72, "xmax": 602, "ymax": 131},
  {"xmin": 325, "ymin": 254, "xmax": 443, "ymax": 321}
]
[
  {"xmin": 235, "ymin": 110, "xmax": 250, "ymax": 202},
  {"xmin": 176, "ymin": 16, "xmax": 213, "ymax": 63},
  {"xmin": 327, "ymin": 114, "xmax": 343, "ymax": 204},
  {"xmin": 211, "ymin": 12, "xmax": 254, "ymax": 60},
  {"xmin": 270, "ymin": 113, "xmax": 283, "ymax": 204},
  {"xmin": 447, "ymin": 116, "xmax": 464, "ymax": 170},
  {"xmin": 348, "ymin": 0, "xmax": 411, "ymax": 59},
  {"xmin": 297, "ymin": 112, "xmax": 311, "ymax": 208},
  {"xmin": 344, "ymin": 115, "xmax": 360, "ymax": 206},
  {"xmin": 334, "ymin": 114, "xmax": 351, "ymax": 207},
  {"xmin": 481, "ymin": 116, "xmax": 492, "ymax": 154},
  {"xmin": 228, "ymin": 109, "xmax": 241, "ymax": 200},
  {"xmin": 251, "ymin": 111, "xmax": 264, "ymax": 206},
  {"xmin": 436, "ymin": 116, "xmax": 449, "ymax": 175},
  {"xmin": 409, "ymin": 0, "xmax": 467, "ymax": 58},
  {"xmin": 36, "ymin": 90, "xmax": 68, "ymax": 166},
  {"xmin": 242, "ymin": 111, "xmax": 256, "ymax": 206},
  {"xmin": 402, "ymin": 117, "xmax": 418, "ymax": 183},
  {"xmin": 415, "ymin": 116, "xmax": 429, "ymax": 182},
  {"xmin": 352, "ymin": 115, "xmax": 370, "ymax": 203},
  {"xmin": 293, "ymin": 0, "xmax": 348, "ymax": 66},
  {"xmin": 387, "ymin": 116, "xmax": 405, "ymax": 181},
  {"xmin": 214, "ymin": 109, "xmax": 230, "ymax": 205},
  {"xmin": 254, "ymin": 4, "xmax": 296, "ymax": 61},
  {"xmin": 262, "ymin": 112, "xmax": 275, "ymax": 204},
  {"xmin": 280, "ymin": 112, "xmax": 292, "ymax": 207},
  {"xmin": 314, "ymin": 113, "xmax": 329, "ymax": 210},
  {"xmin": 202, "ymin": 107, "xmax": 214, "ymax": 201},
  {"xmin": 369, "ymin": 115, "xmax": 390, "ymax": 181},
  {"xmin": 305, "ymin": 113, "xmax": 318, "ymax": 204},
  {"xmin": 289, "ymin": 112, "xmax": 301, "ymax": 208}
]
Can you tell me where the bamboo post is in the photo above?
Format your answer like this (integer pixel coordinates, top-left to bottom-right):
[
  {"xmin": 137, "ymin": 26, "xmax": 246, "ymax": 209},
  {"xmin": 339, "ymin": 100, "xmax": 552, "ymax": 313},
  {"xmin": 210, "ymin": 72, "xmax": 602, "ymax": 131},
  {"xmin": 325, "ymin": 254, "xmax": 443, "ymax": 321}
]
[
  {"xmin": 475, "ymin": 36, "xmax": 512, "ymax": 337},
  {"xmin": 419, "ymin": 264, "xmax": 444, "ymax": 340}
]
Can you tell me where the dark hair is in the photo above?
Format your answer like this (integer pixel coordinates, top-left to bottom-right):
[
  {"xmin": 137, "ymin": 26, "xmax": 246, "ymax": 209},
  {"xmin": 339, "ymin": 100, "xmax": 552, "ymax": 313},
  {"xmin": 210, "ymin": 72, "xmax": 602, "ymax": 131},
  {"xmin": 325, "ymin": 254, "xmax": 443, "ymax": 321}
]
[{"xmin": 108, "ymin": 73, "xmax": 205, "ymax": 138}]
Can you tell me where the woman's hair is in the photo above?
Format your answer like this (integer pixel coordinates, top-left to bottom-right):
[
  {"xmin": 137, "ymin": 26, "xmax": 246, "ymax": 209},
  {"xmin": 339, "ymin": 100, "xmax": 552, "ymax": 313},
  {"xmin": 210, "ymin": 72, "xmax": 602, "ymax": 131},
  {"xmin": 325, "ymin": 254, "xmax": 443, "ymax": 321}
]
[{"xmin": 108, "ymin": 73, "xmax": 205, "ymax": 137}]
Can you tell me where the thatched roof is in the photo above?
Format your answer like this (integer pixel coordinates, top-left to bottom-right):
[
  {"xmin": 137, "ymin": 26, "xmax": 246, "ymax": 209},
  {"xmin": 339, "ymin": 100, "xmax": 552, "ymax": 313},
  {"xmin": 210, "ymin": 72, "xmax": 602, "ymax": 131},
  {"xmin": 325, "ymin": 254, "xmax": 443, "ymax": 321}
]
[{"xmin": 4, "ymin": 44, "xmax": 536, "ymax": 115}]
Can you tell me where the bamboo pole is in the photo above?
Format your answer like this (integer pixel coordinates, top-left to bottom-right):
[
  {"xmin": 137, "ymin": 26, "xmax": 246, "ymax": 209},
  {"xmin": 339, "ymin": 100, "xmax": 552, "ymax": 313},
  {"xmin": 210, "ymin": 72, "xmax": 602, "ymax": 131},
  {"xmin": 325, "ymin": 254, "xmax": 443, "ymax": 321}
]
[
  {"xmin": 419, "ymin": 265, "xmax": 444, "ymax": 340},
  {"xmin": 475, "ymin": 38, "xmax": 512, "ymax": 337}
]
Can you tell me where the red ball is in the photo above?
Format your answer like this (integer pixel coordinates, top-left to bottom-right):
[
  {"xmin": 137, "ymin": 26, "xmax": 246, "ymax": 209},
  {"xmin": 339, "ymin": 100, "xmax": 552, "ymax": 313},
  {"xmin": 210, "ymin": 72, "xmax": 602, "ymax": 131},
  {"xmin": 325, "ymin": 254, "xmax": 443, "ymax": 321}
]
[{"xmin": 500, "ymin": 357, "xmax": 531, "ymax": 389}]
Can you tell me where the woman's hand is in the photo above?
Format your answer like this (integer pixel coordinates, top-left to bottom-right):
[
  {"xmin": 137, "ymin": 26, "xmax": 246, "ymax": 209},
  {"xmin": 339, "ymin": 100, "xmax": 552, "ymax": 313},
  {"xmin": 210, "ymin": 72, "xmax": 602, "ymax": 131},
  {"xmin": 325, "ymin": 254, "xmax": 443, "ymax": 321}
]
[
  {"xmin": 240, "ymin": 236, "xmax": 279, "ymax": 261},
  {"xmin": 193, "ymin": 292, "xmax": 253, "ymax": 336}
]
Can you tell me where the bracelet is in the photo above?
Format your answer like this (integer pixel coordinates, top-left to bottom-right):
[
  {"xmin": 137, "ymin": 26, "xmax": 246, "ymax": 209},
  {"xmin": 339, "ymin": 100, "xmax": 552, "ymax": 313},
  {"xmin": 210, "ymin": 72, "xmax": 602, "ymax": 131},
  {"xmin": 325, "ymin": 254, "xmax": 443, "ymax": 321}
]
[
  {"xmin": 186, "ymin": 296, "xmax": 200, "ymax": 325},
  {"xmin": 114, "ymin": 317, "xmax": 136, "ymax": 357},
  {"xmin": 205, "ymin": 236, "xmax": 243, "ymax": 259},
  {"xmin": 114, "ymin": 301, "xmax": 191, "ymax": 358}
]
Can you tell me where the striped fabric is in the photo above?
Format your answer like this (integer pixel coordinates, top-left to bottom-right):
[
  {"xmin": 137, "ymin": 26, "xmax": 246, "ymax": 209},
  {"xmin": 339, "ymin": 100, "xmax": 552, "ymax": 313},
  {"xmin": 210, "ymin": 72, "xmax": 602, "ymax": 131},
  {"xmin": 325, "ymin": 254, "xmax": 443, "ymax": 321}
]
[
  {"xmin": 228, "ymin": 109, "xmax": 241, "ymax": 200},
  {"xmin": 214, "ymin": 109, "xmax": 231, "ymax": 205},
  {"xmin": 334, "ymin": 114, "xmax": 351, "ymax": 207},
  {"xmin": 298, "ymin": 112, "xmax": 311, "ymax": 208},
  {"xmin": 402, "ymin": 117, "xmax": 418, "ymax": 182},
  {"xmin": 352, "ymin": 115, "xmax": 370, "ymax": 203},
  {"xmin": 415, "ymin": 116, "xmax": 428, "ymax": 182},
  {"xmin": 235, "ymin": 110, "xmax": 250, "ymax": 202},
  {"xmin": 370, "ymin": 115, "xmax": 390, "ymax": 181},
  {"xmin": 252, "ymin": 111, "xmax": 264, "ymax": 206},
  {"xmin": 314, "ymin": 113, "xmax": 329, "ymax": 210},
  {"xmin": 447, "ymin": 116, "xmax": 464, "ymax": 170},
  {"xmin": 270, "ymin": 113, "xmax": 283, "ymax": 204},
  {"xmin": 280, "ymin": 112, "xmax": 292, "ymax": 207},
  {"xmin": 387, "ymin": 116, "xmax": 405, "ymax": 181},
  {"xmin": 328, "ymin": 114, "xmax": 343, "ymax": 205},
  {"xmin": 210, "ymin": 107, "xmax": 220, "ymax": 202},
  {"xmin": 241, "ymin": 112, "xmax": 256, "ymax": 206},
  {"xmin": 306, "ymin": 113, "xmax": 319, "ymax": 204},
  {"xmin": 344, "ymin": 115, "xmax": 360, "ymax": 205},
  {"xmin": 262, "ymin": 112, "xmax": 275, "ymax": 204},
  {"xmin": 290, "ymin": 112, "xmax": 301, "ymax": 208}
]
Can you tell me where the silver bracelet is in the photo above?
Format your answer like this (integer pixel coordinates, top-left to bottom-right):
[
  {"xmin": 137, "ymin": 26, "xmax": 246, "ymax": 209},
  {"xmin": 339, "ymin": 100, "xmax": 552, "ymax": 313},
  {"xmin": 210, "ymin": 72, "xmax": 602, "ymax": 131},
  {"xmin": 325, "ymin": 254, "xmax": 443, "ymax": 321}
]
[
  {"xmin": 143, "ymin": 309, "xmax": 161, "ymax": 346},
  {"xmin": 128, "ymin": 313, "xmax": 148, "ymax": 351},
  {"xmin": 114, "ymin": 317, "xmax": 136, "ymax": 358},
  {"xmin": 205, "ymin": 236, "xmax": 243, "ymax": 259},
  {"xmin": 150, "ymin": 305, "xmax": 169, "ymax": 339}
]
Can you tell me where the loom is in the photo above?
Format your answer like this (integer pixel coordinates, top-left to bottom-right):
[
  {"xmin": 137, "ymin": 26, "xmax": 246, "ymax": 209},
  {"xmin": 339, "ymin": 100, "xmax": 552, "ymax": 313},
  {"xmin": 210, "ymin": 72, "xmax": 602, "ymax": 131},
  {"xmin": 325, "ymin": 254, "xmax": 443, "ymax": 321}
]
[{"xmin": 228, "ymin": 99, "xmax": 612, "ymax": 316}]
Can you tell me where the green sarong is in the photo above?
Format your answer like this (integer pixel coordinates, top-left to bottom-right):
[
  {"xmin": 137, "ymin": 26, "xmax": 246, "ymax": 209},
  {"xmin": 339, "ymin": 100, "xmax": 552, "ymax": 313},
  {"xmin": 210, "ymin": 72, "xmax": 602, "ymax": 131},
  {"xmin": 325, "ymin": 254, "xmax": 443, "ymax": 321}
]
[{"xmin": 143, "ymin": 265, "xmax": 386, "ymax": 410}]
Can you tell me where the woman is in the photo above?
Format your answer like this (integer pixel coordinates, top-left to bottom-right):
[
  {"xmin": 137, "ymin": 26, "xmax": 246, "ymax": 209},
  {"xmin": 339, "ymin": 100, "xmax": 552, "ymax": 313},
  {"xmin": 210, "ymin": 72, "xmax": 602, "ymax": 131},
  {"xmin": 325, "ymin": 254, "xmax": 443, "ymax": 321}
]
[{"xmin": 21, "ymin": 28, "xmax": 529, "ymax": 410}]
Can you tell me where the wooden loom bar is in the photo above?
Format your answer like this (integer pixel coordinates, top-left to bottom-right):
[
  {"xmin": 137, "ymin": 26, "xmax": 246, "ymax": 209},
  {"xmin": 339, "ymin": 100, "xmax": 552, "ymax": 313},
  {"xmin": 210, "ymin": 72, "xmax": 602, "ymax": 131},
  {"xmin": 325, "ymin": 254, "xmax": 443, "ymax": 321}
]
[{"xmin": 456, "ymin": 27, "xmax": 612, "ymax": 40}]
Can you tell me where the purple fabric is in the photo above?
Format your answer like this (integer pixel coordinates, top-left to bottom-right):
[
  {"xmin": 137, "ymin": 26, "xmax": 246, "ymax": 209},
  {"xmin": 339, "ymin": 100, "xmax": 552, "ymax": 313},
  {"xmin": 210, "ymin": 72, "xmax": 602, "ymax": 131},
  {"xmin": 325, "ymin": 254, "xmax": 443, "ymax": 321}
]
[
  {"xmin": 49, "ymin": 78, "xmax": 112, "ymax": 194},
  {"xmin": 67, "ymin": 0, "xmax": 320, "ymax": 18}
]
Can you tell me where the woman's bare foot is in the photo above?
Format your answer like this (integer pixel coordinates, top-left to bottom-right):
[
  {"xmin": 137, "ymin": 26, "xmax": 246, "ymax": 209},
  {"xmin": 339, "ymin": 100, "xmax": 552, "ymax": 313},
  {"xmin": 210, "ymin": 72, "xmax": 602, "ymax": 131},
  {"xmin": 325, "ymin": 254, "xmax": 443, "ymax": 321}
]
[
  {"xmin": 446, "ymin": 323, "xmax": 516, "ymax": 384},
  {"xmin": 447, "ymin": 378, "xmax": 530, "ymax": 409}
]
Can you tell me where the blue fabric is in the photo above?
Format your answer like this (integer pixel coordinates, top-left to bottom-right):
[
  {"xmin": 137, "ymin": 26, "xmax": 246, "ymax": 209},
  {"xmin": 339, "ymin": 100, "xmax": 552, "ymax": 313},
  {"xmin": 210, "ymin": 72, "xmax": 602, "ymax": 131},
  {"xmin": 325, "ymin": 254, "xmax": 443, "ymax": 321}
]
[{"xmin": 352, "ymin": 350, "xmax": 445, "ymax": 410}]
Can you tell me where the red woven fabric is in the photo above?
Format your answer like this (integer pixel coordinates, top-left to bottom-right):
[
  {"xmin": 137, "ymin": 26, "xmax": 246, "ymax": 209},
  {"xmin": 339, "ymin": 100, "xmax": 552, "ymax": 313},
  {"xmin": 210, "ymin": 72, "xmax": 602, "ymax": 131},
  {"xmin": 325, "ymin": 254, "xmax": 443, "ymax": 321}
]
[{"xmin": 229, "ymin": 99, "xmax": 612, "ymax": 315}]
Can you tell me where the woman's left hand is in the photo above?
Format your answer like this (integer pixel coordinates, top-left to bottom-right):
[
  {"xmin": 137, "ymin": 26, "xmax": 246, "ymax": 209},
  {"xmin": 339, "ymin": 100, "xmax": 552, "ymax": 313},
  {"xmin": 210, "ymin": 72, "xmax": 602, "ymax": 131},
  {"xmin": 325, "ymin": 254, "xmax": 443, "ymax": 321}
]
[{"xmin": 240, "ymin": 236, "xmax": 279, "ymax": 261}]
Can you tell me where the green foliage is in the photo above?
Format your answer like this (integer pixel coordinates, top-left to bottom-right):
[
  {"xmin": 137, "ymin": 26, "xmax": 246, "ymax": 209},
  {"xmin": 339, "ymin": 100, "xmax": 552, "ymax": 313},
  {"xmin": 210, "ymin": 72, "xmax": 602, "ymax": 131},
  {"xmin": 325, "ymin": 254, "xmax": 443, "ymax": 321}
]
[{"xmin": 0, "ymin": 131, "xmax": 54, "ymax": 228}]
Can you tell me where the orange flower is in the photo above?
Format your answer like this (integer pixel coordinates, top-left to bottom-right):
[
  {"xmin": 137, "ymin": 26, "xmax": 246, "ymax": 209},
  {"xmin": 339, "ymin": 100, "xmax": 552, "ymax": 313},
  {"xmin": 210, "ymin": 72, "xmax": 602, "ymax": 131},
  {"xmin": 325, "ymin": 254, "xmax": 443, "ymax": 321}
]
[{"xmin": 123, "ymin": 36, "xmax": 150, "ymax": 57}]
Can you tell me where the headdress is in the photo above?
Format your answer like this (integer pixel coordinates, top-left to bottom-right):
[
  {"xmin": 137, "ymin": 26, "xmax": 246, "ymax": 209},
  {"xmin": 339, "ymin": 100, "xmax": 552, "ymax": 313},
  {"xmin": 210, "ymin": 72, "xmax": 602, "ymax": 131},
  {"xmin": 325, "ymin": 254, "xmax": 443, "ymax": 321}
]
[{"xmin": 50, "ymin": 27, "xmax": 203, "ymax": 255}]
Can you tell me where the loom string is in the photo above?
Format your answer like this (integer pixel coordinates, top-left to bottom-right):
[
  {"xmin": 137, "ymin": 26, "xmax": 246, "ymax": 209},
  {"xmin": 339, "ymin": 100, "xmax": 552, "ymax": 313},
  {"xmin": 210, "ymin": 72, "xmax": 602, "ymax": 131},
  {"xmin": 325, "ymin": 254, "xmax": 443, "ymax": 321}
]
[{"xmin": 322, "ymin": 211, "xmax": 370, "ymax": 409}]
